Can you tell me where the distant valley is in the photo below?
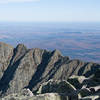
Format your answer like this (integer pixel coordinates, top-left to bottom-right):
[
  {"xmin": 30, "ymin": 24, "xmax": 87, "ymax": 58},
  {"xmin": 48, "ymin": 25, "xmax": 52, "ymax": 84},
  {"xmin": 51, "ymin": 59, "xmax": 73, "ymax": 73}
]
[{"xmin": 0, "ymin": 22, "xmax": 100, "ymax": 63}]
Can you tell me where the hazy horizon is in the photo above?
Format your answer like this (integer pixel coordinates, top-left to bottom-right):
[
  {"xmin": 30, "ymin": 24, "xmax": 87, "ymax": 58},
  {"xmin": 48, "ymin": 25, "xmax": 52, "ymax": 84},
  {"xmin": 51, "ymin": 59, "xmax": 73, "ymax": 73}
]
[{"xmin": 0, "ymin": 0, "xmax": 100, "ymax": 22}]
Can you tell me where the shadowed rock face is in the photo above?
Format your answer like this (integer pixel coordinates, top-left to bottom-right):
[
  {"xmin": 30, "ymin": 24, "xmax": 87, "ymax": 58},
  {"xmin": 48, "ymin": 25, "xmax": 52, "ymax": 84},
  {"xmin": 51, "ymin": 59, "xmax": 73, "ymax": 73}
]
[
  {"xmin": 0, "ymin": 42, "xmax": 13, "ymax": 80},
  {"xmin": 0, "ymin": 42, "xmax": 99, "ymax": 99},
  {"xmin": 37, "ymin": 80, "xmax": 76, "ymax": 94}
]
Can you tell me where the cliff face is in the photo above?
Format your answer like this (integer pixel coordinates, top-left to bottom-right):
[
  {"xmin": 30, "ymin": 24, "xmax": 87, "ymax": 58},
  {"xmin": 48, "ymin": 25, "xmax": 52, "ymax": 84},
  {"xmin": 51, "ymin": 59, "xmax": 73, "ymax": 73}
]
[
  {"xmin": 0, "ymin": 42, "xmax": 13, "ymax": 80},
  {"xmin": 0, "ymin": 42, "xmax": 100, "ymax": 99}
]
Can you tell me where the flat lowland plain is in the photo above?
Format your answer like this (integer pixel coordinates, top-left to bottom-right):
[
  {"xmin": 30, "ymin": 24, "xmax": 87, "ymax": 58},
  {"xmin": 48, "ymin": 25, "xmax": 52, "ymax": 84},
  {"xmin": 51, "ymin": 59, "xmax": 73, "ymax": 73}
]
[{"xmin": 0, "ymin": 22, "xmax": 100, "ymax": 63}]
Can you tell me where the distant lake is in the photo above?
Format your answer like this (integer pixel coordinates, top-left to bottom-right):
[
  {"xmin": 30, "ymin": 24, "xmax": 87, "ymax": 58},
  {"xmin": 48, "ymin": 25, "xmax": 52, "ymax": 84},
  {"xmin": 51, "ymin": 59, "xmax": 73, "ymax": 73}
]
[{"xmin": 0, "ymin": 22, "xmax": 100, "ymax": 63}]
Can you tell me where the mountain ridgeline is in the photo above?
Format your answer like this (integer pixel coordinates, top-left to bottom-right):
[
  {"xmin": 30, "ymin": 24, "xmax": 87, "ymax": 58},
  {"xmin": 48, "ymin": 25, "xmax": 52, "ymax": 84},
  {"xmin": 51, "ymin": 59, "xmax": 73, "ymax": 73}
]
[{"xmin": 0, "ymin": 42, "xmax": 100, "ymax": 100}]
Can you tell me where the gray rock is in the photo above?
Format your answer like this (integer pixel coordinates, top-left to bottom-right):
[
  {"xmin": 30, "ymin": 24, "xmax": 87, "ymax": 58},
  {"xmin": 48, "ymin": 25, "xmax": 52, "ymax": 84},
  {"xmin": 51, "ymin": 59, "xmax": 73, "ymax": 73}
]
[
  {"xmin": 68, "ymin": 75, "xmax": 87, "ymax": 89},
  {"xmin": 20, "ymin": 88, "xmax": 34, "ymax": 97},
  {"xmin": 1, "ymin": 93, "xmax": 78, "ymax": 100},
  {"xmin": 89, "ymin": 86, "xmax": 100, "ymax": 93},
  {"xmin": 78, "ymin": 88, "xmax": 92, "ymax": 97},
  {"xmin": 37, "ymin": 80, "xmax": 76, "ymax": 94},
  {"xmin": 0, "ymin": 42, "xmax": 13, "ymax": 79},
  {"xmin": 0, "ymin": 42, "xmax": 100, "ymax": 99},
  {"xmin": 37, "ymin": 80, "xmax": 79, "ymax": 100},
  {"xmin": 80, "ymin": 95, "xmax": 100, "ymax": 100}
]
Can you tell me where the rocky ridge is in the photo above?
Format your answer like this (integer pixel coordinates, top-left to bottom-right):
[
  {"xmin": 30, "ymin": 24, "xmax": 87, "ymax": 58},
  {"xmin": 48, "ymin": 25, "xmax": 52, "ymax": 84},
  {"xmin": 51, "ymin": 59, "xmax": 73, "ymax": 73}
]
[{"xmin": 0, "ymin": 42, "xmax": 99, "ymax": 100}]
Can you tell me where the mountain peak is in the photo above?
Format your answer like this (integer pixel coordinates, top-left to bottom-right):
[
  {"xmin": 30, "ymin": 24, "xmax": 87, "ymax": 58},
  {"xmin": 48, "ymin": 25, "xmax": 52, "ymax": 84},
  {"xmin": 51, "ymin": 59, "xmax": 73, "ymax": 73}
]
[
  {"xmin": 52, "ymin": 49, "xmax": 62, "ymax": 57},
  {"xmin": 0, "ymin": 42, "xmax": 99, "ymax": 100}
]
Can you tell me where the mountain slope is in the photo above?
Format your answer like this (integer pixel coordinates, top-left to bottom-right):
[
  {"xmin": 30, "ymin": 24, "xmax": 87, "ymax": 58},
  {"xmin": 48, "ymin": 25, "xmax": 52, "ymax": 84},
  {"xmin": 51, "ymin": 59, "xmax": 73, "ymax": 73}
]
[{"xmin": 0, "ymin": 42, "xmax": 99, "ymax": 97}]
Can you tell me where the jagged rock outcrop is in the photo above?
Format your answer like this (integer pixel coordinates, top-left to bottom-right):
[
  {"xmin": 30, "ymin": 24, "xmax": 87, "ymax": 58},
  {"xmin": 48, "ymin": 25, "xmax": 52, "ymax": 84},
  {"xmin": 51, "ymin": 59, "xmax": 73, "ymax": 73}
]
[
  {"xmin": 1, "ymin": 83, "xmax": 78, "ymax": 100},
  {"xmin": 67, "ymin": 75, "xmax": 100, "ymax": 99},
  {"xmin": 0, "ymin": 42, "xmax": 13, "ymax": 79},
  {"xmin": 20, "ymin": 88, "xmax": 34, "ymax": 97},
  {"xmin": 80, "ymin": 95, "xmax": 100, "ymax": 100},
  {"xmin": 0, "ymin": 42, "xmax": 99, "ymax": 100},
  {"xmin": 67, "ymin": 75, "xmax": 87, "ymax": 89},
  {"xmin": 37, "ymin": 80, "xmax": 76, "ymax": 94},
  {"xmin": 1, "ymin": 92, "xmax": 73, "ymax": 100},
  {"xmin": 37, "ymin": 80, "xmax": 79, "ymax": 100}
]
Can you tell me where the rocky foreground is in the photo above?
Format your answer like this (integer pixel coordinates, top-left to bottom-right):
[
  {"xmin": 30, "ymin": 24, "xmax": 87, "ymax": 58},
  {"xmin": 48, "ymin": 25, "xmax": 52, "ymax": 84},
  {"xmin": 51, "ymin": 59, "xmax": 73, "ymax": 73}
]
[{"xmin": 0, "ymin": 42, "xmax": 99, "ymax": 100}]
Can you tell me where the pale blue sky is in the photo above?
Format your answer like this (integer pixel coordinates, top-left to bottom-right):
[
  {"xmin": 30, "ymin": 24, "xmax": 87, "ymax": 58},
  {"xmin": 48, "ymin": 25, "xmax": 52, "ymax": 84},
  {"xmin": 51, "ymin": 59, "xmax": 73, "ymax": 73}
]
[{"xmin": 0, "ymin": 0, "xmax": 100, "ymax": 22}]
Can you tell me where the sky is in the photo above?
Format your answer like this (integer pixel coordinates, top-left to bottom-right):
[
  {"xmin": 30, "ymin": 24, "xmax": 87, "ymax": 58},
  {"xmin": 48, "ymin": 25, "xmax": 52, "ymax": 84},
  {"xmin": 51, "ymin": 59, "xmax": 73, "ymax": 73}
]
[{"xmin": 0, "ymin": 0, "xmax": 100, "ymax": 22}]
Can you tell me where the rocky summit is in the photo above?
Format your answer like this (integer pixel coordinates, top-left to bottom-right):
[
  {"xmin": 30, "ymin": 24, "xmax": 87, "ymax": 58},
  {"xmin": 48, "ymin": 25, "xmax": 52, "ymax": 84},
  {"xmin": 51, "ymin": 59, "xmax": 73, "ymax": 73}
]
[{"xmin": 0, "ymin": 42, "xmax": 100, "ymax": 100}]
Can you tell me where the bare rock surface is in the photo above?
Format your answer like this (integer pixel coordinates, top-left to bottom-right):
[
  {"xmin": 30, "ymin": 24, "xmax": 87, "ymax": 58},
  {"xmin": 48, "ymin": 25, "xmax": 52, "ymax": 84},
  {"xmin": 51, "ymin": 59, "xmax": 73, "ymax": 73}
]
[
  {"xmin": 0, "ymin": 42, "xmax": 13, "ymax": 79},
  {"xmin": 0, "ymin": 42, "xmax": 99, "ymax": 100}
]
